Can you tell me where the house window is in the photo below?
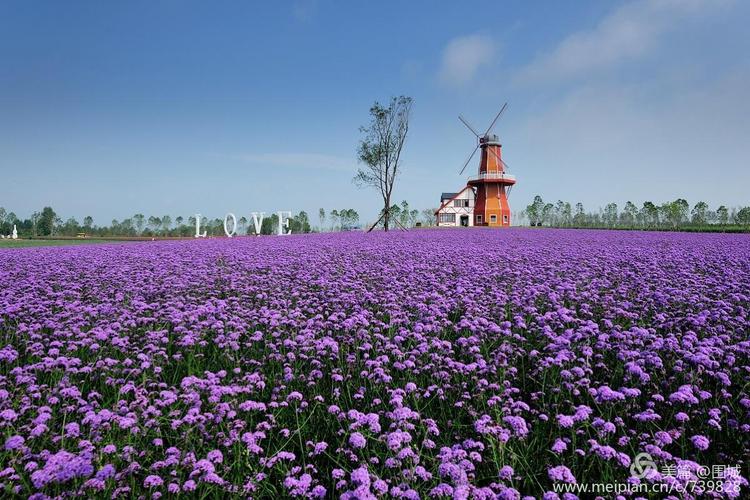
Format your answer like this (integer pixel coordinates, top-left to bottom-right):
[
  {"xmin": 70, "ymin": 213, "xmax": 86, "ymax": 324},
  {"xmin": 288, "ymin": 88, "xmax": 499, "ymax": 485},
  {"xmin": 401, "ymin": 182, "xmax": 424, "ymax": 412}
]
[
  {"xmin": 476, "ymin": 214, "xmax": 483, "ymax": 224},
  {"xmin": 490, "ymin": 215, "xmax": 497, "ymax": 223},
  {"xmin": 503, "ymin": 215, "xmax": 508, "ymax": 223},
  {"xmin": 453, "ymin": 199, "xmax": 469, "ymax": 208},
  {"xmin": 438, "ymin": 213, "xmax": 456, "ymax": 223}
]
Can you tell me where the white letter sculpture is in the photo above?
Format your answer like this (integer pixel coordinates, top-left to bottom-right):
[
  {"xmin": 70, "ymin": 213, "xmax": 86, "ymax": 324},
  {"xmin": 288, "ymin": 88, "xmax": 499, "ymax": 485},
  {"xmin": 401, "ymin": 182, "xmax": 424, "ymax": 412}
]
[
  {"xmin": 223, "ymin": 213, "xmax": 237, "ymax": 237},
  {"xmin": 251, "ymin": 212, "xmax": 265, "ymax": 235},
  {"xmin": 12, "ymin": 225, "xmax": 17, "ymax": 240},
  {"xmin": 194, "ymin": 214, "xmax": 207, "ymax": 238},
  {"xmin": 278, "ymin": 211, "xmax": 292, "ymax": 236}
]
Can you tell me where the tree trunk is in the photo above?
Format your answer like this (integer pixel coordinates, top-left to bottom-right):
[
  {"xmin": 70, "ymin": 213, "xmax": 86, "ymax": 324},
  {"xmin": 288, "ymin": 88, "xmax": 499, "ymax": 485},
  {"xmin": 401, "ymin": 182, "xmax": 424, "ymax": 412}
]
[{"xmin": 383, "ymin": 194, "xmax": 391, "ymax": 231}]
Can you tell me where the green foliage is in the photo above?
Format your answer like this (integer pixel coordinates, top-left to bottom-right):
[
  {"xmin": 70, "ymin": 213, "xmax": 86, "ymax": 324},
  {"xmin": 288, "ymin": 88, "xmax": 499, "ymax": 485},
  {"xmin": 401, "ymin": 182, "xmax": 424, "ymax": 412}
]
[
  {"xmin": 38, "ymin": 207, "xmax": 56, "ymax": 236},
  {"xmin": 289, "ymin": 211, "xmax": 312, "ymax": 234},
  {"xmin": 525, "ymin": 196, "xmax": 545, "ymax": 226},
  {"xmin": 523, "ymin": 196, "xmax": 750, "ymax": 232}
]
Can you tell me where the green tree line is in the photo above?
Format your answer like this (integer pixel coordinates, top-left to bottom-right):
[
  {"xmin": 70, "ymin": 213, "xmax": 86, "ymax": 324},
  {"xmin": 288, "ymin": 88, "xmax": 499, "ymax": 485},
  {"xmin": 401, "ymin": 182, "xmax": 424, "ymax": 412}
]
[
  {"xmin": 1, "ymin": 204, "xmax": 442, "ymax": 238},
  {"xmin": 522, "ymin": 196, "xmax": 750, "ymax": 231},
  {"xmin": 0, "ymin": 207, "xmax": 318, "ymax": 238},
  {"xmin": 317, "ymin": 201, "xmax": 437, "ymax": 231}
]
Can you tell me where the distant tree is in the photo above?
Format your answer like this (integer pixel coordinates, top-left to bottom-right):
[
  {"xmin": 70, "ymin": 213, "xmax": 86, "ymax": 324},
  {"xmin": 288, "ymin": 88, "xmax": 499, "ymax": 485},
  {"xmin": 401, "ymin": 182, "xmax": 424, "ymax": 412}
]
[
  {"xmin": 3, "ymin": 212, "xmax": 17, "ymax": 235},
  {"xmin": 561, "ymin": 202, "xmax": 572, "ymax": 227},
  {"xmin": 716, "ymin": 205, "xmax": 729, "ymax": 225},
  {"xmin": 338, "ymin": 209, "xmax": 348, "ymax": 230},
  {"xmin": 399, "ymin": 201, "xmax": 411, "ymax": 228},
  {"xmin": 409, "ymin": 209, "xmax": 419, "ymax": 227},
  {"xmin": 237, "ymin": 216, "xmax": 247, "ymax": 235},
  {"xmin": 691, "ymin": 201, "xmax": 708, "ymax": 224},
  {"xmin": 17, "ymin": 218, "xmax": 32, "ymax": 236},
  {"xmin": 387, "ymin": 204, "xmax": 402, "ymax": 228},
  {"xmin": 38, "ymin": 207, "xmax": 57, "ymax": 236},
  {"xmin": 526, "ymin": 195, "xmax": 545, "ymax": 226},
  {"xmin": 736, "ymin": 207, "xmax": 750, "ymax": 225},
  {"xmin": 421, "ymin": 208, "xmax": 436, "ymax": 226},
  {"xmin": 337, "ymin": 209, "xmax": 360, "ymax": 230},
  {"xmin": 553, "ymin": 200, "xmax": 565, "ymax": 226},
  {"xmin": 603, "ymin": 203, "xmax": 618, "ymax": 227},
  {"xmin": 318, "ymin": 208, "xmax": 326, "ymax": 232},
  {"xmin": 573, "ymin": 203, "xmax": 585, "ymax": 226},
  {"xmin": 675, "ymin": 199, "xmax": 689, "ymax": 225},
  {"xmin": 622, "ymin": 201, "xmax": 638, "ymax": 227},
  {"xmin": 147, "ymin": 216, "xmax": 161, "ymax": 232},
  {"xmin": 542, "ymin": 203, "xmax": 554, "ymax": 226},
  {"xmin": 658, "ymin": 203, "xmax": 671, "ymax": 227},
  {"xmin": 161, "ymin": 215, "xmax": 172, "ymax": 234},
  {"xmin": 1, "ymin": 211, "xmax": 16, "ymax": 235},
  {"xmin": 261, "ymin": 213, "xmax": 279, "ymax": 235},
  {"xmin": 330, "ymin": 209, "xmax": 339, "ymax": 231},
  {"xmin": 704, "ymin": 209, "xmax": 717, "ymax": 224},
  {"xmin": 62, "ymin": 217, "xmax": 79, "ymax": 236},
  {"xmin": 665, "ymin": 199, "xmax": 689, "ymax": 228},
  {"xmin": 349, "ymin": 210, "xmax": 360, "ymax": 229},
  {"xmin": 133, "ymin": 214, "xmax": 145, "ymax": 234},
  {"xmin": 729, "ymin": 207, "xmax": 738, "ymax": 224},
  {"xmin": 83, "ymin": 216, "xmax": 94, "ymax": 229},
  {"xmin": 641, "ymin": 202, "xmax": 659, "ymax": 228},
  {"xmin": 120, "ymin": 218, "xmax": 134, "ymax": 235},
  {"xmin": 354, "ymin": 95, "xmax": 413, "ymax": 231},
  {"xmin": 175, "ymin": 216, "xmax": 184, "ymax": 226},
  {"xmin": 295, "ymin": 211, "xmax": 311, "ymax": 233},
  {"xmin": 30, "ymin": 212, "xmax": 40, "ymax": 237}
]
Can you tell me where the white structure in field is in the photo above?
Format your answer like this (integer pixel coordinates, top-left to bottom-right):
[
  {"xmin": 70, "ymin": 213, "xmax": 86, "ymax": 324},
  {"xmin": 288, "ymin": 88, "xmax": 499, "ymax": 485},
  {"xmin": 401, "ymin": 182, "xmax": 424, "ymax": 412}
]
[
  {"xmin": 12, "ymin": 225, "xmax": 17, "ymax": 239},
  {"xmin": 435, "ymin": 187, "xmax": 475, "ymax": 227}
]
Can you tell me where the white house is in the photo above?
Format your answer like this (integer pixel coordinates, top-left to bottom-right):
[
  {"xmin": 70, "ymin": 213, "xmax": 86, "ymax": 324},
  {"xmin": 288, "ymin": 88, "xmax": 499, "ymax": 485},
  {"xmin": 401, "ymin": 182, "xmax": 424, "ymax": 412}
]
[{"xmin": 435, "ymin": 186, "xmax": 475, "ymax": 227}]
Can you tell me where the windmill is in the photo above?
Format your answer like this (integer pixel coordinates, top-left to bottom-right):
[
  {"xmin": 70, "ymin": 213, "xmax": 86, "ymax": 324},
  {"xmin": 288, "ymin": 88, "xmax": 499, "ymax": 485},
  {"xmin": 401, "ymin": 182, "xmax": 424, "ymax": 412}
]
[{"xmin": 457, "ymin": 102, "xmax": 516, "ymax": 227}]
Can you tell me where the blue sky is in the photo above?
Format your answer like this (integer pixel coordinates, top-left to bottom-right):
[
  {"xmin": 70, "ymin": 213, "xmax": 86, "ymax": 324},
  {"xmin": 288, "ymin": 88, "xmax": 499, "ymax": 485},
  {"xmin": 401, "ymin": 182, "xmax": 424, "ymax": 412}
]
[{"xmin": 1, "ymin": 0, "xmax": 748, "ymax": 224}]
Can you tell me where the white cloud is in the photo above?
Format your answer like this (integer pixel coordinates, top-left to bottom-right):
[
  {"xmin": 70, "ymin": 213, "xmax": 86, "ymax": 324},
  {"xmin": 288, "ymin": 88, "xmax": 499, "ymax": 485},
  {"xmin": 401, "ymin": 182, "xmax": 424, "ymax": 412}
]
[
  {"xmin": 438, "ymin": 34, "xmax": 496, "ymax": 87},
  {"xmin": 516, "ymin": 0, "xmax": 732, "ymax": 84},
  {"xmin": 232, "ymin": 152, "xmax": 352, "ymax": 172},
  {"xmin": 511, "ymin": 64, "xmax": 750, "ymax": 208},
  {"xmin": 292, "ymin": 0, "xmax": 317, "ymax": 22}
]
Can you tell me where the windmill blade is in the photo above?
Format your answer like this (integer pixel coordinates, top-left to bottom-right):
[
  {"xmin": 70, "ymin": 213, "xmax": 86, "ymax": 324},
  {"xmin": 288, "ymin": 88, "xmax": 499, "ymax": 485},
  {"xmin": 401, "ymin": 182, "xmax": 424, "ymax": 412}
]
[
  {"xmin": 458, "ymin": 115, "xmax": 481, "ymax": 137},
  {"xmin": 459, "ymin": 145, "xmax": 479, "ymax": 175},
  {"xmin": 484, "ymin": 102, "xmax": 508, "ymax": 136}
]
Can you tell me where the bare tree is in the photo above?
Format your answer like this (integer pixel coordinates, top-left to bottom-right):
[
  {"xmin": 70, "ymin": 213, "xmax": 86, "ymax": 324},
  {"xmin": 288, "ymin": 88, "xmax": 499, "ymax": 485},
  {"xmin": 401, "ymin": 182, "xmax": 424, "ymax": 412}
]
[{"xmin": 354, "ymin": 96, "xmax": 412, "ymax": 231}]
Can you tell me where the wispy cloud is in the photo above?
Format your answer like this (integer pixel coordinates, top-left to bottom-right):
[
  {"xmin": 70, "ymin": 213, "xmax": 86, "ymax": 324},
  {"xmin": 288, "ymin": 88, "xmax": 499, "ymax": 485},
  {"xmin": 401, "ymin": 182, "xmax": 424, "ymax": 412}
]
[
  {"xmin": 515, "ymin": 0, "xmax": 732, "ymax": 85},
  {"xmin": 230, "ymin": 152, "xmax": 353, "ymax": 172},
  {"xmin": 513, "ymin": 64, "xmax": 750, "ymax": 206},
  {"xmin": 438, "ymin": 34, "xmax": 496, "ymax": 87},
  {"xmin": 292, "ymin": 0, "xmax": 317, "ymax": 23}
]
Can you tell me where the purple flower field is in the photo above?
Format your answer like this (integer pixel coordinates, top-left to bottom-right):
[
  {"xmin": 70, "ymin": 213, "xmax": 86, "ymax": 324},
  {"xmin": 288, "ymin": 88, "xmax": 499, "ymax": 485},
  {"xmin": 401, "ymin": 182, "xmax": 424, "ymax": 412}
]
[{"xmin": 0, "ymin": 229, "xmax": 748, "ymax": 499}]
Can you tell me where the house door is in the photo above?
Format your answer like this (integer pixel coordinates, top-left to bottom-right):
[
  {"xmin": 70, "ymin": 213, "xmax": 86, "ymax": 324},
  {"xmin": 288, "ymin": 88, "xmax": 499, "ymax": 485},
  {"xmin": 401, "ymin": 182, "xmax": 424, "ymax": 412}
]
[{"xmin": 460, "ymin": 215, "xmax": 469, "ymax": 227}]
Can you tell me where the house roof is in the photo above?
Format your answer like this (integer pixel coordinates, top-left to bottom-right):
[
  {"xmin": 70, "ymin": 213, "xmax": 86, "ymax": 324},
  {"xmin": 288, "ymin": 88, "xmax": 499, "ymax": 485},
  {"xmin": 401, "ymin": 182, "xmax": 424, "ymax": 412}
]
[
  {"xmin": 441, "ymin": 192, "xmax": 458, "ymax": 201},
  {"xmin": 435, "ymin": 186, "xmax": 474, "ymax": 214}
]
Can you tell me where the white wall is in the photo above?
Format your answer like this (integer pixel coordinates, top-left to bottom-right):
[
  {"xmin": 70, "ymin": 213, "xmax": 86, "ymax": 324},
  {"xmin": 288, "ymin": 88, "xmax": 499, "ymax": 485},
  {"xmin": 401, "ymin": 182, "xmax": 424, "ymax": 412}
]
[{"xmin": 436, "ymin": 187, "xmax": 475, "ymax": 227}]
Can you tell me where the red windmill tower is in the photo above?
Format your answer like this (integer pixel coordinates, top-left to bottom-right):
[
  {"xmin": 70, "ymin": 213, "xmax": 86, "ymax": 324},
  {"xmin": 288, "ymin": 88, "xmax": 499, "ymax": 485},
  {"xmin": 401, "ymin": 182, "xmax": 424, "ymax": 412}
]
[{"xmin": 458, "ymin": 103, "xmax": 516, "ymax": 227}]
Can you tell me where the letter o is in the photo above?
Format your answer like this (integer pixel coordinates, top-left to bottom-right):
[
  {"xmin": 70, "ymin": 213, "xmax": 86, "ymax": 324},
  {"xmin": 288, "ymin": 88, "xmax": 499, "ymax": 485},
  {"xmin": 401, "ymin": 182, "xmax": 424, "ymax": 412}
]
[{"xmin": 223, "ymin": 213, "xmax": 238, "ymax": 237}]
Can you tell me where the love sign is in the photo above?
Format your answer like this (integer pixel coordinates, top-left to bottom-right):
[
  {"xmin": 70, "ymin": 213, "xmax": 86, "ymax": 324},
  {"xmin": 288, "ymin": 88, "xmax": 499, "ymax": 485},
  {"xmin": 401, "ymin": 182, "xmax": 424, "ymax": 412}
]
[{"xmin": 194, "ymin": 211, "xmax": 293, "ymax": 237}]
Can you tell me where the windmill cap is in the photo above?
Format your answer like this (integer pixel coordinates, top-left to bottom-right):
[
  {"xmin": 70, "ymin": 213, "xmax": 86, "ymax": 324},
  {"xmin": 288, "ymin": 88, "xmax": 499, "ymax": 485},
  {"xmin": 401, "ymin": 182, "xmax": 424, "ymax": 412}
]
[{"xmin": 480, "ymin": 133, "xmax": 501, "ymax": 146}]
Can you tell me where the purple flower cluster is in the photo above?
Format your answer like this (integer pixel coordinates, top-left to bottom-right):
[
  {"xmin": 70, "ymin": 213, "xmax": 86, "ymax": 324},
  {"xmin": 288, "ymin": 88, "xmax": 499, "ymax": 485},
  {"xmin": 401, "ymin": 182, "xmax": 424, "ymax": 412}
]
[{"xmin": 0, "ymin": 228, "xmax": 748, "ymax": 497}]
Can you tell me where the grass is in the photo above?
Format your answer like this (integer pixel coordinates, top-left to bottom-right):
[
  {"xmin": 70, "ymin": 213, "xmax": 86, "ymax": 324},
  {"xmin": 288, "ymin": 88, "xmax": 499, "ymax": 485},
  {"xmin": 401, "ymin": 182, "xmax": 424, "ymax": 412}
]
[{"xmin": 0, "ymin": 238, "xmax": 136, "ymax": 248}]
